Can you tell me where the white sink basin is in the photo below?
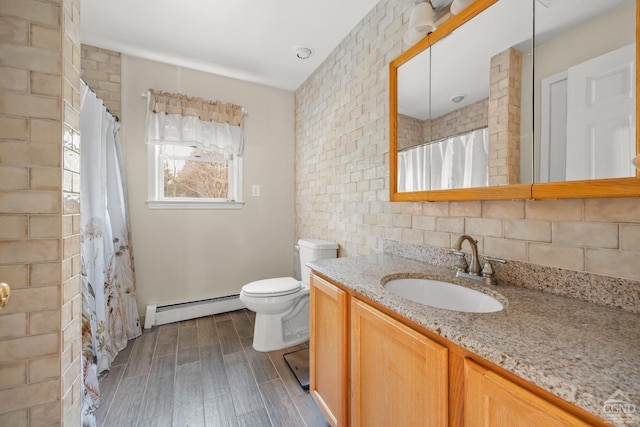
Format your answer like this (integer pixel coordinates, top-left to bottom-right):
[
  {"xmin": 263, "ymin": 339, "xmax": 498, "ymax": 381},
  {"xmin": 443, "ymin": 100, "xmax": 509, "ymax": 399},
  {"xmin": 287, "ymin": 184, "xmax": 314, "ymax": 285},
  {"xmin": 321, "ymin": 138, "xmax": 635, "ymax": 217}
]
[{"xmin": 384, "ymin": 278, "xmax": 504, "ymax": 313}]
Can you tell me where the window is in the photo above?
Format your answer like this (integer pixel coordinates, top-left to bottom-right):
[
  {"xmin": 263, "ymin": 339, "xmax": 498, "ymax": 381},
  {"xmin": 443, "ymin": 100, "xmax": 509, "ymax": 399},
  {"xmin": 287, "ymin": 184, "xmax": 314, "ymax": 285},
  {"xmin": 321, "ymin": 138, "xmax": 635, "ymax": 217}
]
[
  {"xmin": 147, "ymin": 144, "xmax": 243, "ymax": 209},
  {"xmin": 145, "ymin": 89, "xmax": 245, "ymax": 209}
]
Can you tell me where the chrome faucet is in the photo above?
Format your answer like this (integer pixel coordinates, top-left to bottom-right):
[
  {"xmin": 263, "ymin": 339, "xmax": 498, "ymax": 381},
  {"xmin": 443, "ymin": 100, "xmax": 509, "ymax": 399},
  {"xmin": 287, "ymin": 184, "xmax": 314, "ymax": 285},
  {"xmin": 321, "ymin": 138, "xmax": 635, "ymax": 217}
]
[{"xmin": 448, "ymin": 234, "xmax": 506, "ymax": 286}]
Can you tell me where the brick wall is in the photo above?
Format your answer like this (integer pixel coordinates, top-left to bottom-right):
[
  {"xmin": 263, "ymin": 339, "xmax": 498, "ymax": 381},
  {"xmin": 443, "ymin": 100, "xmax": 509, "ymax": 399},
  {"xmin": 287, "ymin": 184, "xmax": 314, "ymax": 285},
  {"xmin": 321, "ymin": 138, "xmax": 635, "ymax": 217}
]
[
  {"xmin": 81, "ymin": 45, "xmax": 121, "ymax": 119},
  {"xmin": 294, "ymin": 0, "xmax": 640, "ymax": 283},
  {"xmin": 0, "ymin": 0, "xmax": 82, "ymax": 424}
]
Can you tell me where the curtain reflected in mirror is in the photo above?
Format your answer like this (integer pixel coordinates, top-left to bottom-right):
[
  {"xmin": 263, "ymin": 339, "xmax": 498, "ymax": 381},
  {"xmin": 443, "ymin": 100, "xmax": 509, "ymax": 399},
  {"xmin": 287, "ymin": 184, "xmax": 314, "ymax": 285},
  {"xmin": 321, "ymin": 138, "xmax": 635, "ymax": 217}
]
[{"xmin": 398, "ymin": 127, "xmax": 488, "ymax": 191}]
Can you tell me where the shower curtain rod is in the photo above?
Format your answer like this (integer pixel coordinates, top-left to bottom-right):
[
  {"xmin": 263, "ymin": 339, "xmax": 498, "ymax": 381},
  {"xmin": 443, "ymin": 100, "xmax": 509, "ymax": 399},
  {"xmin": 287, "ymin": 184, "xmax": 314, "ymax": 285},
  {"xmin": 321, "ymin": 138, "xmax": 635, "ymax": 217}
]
[
  {"xmin": 398, "ymin": 125, "xmax": 488, "ymax": 152},
  {"xmin": 81, "ymin": 77, "xmax": 120, "ymax": 122}
]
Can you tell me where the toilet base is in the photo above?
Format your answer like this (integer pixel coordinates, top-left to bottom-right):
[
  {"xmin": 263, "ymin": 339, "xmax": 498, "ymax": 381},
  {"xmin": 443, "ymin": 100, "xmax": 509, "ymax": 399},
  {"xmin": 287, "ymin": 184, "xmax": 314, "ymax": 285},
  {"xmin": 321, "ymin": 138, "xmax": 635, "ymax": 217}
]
[{"xmin": 251, "ymin": 294, "xmax": 309, "ymax": 352}]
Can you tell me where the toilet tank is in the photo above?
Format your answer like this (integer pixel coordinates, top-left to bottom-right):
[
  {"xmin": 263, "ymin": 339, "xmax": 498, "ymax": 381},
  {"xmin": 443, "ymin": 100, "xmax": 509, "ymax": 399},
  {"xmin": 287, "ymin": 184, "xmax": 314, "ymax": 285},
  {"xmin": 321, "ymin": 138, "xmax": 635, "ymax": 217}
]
[{"xmin": 298, "ymin": 238, "xmax": 338, "ymax": 284}]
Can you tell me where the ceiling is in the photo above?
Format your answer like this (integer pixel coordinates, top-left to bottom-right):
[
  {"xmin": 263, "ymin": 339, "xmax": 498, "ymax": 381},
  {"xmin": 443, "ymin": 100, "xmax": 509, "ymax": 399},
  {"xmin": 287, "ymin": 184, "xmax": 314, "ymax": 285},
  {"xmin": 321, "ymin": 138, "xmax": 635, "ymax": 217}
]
[{"xmin": 80, "ymin": 0, "xmax": 381, "ymax": 92}]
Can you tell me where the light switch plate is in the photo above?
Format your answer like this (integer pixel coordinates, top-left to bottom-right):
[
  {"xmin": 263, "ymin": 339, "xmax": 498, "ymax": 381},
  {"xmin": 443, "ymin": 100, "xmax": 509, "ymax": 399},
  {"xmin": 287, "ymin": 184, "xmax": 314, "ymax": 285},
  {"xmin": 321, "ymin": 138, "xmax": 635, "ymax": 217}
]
[{"xmin": 252, "ymin": 185, "xmax": 260, "ymax": 196}]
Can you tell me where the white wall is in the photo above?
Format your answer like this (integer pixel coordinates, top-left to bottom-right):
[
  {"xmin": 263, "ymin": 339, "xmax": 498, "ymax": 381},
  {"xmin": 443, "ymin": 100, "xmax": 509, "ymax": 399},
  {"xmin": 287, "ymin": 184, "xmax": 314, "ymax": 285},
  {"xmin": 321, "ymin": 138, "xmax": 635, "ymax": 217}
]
[
  {"xmin": 521, "ymin": 2, "xmax": 635, "ymax": 180},
  {"xmin": 121, "ymin": 55, "xmax": 295, "ymax": 313}
]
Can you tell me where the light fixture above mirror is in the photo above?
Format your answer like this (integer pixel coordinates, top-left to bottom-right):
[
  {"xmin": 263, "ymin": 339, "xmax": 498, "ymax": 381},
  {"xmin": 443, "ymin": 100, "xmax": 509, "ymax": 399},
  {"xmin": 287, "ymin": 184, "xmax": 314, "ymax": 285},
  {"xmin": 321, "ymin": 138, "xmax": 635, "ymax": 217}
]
[{"xmin": 404, "ymin": 0, "xmax": 437, "ymax": 46}]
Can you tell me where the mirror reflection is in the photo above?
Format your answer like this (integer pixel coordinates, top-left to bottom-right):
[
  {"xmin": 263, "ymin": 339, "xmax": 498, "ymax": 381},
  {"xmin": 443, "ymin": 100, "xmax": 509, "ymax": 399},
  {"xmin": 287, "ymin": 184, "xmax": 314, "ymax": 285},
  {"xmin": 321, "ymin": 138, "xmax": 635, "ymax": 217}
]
[
  {"xmin": 532, "ymin": 0, "xmax": 636, "ymax": 182},
  {"xmin": 397, "ymin": 0, "xmax": 534, "ymax": 192},
  {"xmin": 394, "ymin": 0, "xmax": 637, "ymax": 196}
]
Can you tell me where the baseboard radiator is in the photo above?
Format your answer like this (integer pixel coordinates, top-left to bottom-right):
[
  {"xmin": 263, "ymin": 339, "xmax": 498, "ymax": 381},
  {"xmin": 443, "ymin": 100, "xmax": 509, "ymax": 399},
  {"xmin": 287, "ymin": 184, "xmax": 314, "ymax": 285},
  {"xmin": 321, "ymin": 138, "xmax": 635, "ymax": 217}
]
[{"xmin": 143, "ymin": 294, "xmax": 245, "ymax": 329}]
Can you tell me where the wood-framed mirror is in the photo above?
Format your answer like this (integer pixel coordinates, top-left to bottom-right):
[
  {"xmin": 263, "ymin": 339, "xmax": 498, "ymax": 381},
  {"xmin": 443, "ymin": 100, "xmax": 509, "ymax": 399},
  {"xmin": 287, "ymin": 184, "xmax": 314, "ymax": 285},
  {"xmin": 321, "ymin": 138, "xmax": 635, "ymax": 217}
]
[{"xmin": 389, "ymin": 0, "xmax": 640, "ymax": 202}]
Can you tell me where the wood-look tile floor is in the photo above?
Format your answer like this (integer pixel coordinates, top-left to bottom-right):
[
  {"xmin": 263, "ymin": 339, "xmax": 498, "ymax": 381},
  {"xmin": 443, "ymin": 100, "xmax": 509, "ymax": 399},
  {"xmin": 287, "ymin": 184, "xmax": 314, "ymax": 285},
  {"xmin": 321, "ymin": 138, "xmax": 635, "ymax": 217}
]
[{"xmin": 96, "ymin": 309, "xmax": 330, "ymax": 427}]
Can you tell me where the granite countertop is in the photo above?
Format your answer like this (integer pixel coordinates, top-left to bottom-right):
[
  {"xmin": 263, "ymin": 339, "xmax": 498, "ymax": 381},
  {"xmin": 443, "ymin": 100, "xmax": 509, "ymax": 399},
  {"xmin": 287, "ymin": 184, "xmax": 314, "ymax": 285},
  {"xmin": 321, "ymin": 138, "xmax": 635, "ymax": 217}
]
[{"xmin": 309, "ymin": 254, "xmax": 640, "ymax": 426}]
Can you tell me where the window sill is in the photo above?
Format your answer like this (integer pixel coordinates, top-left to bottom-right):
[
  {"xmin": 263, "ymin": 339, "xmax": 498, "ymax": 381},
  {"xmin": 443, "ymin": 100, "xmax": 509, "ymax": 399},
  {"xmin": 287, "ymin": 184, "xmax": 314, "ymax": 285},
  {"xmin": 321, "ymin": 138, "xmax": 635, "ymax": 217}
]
[{"xmin": 146, "ymin": 200, "xmax": 245, "ymax": 210}]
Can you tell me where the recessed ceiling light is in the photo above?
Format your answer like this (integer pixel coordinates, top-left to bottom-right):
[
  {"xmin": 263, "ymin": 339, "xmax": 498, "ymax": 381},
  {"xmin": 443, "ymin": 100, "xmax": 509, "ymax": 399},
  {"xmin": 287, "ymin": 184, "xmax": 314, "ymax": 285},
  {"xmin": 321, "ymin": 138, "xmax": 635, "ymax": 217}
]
[
  {"xmin": 451, "ymin": 94, "xmax": 466, "ymax": 103},
  {"xmin": 293, "ymin": 46, "xmax": 313, "ymax": 60}
]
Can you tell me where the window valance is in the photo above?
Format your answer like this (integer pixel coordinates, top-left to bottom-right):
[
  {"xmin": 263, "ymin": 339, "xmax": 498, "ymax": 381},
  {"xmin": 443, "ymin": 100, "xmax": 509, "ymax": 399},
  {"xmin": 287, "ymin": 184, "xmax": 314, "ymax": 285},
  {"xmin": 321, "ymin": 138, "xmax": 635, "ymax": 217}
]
[{"xmin": 145, "ymin": 89, "xmax": 245, "ymax": 156}]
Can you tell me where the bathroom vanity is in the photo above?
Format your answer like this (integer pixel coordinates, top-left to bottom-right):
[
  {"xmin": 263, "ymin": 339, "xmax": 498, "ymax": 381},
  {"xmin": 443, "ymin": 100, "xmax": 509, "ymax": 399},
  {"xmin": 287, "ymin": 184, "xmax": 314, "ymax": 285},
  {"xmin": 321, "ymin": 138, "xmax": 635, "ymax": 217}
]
[{"xmin": 308, "ymin": 255, "xmax": 640, "ymax": 427}]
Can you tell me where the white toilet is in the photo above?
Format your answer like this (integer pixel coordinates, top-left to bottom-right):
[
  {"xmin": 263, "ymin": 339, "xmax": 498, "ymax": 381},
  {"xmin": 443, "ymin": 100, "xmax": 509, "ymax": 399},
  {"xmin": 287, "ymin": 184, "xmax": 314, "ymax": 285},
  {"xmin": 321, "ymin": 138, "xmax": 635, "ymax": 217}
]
[{"xmin": 240, "ymin": 238, "xmax": 338, "ymax": 352}]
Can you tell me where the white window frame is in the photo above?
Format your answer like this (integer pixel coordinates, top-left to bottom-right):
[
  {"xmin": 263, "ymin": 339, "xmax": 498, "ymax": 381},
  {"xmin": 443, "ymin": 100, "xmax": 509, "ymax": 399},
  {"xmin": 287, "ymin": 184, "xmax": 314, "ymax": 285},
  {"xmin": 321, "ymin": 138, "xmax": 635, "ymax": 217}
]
[{"xmin": 146, "ymin": 144, "xmax": 244, "ymax": 210}]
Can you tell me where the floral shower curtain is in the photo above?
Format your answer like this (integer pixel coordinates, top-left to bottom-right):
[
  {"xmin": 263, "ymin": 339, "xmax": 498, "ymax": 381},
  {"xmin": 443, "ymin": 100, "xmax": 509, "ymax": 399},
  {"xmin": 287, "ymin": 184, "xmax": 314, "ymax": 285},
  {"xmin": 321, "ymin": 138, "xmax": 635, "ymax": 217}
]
[{"xmin": 80, "ymin": 80, "xmax": 142, "ymax": 426}]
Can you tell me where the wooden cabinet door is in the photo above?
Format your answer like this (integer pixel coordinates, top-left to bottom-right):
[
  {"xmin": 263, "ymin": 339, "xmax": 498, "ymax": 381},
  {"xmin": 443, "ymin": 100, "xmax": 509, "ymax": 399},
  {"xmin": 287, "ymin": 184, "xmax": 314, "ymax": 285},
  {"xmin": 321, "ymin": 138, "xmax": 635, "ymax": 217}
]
[
  {"xmin": 310, "ymin": 274, "xmax": 348, "ymax": 427},
  {"xmin": 464, "ymin": 358, "xmax": 592, "ymax": 426},
  {"xmin": 350, "ymin": 299, "xmax": 448, "ymax": 427}
]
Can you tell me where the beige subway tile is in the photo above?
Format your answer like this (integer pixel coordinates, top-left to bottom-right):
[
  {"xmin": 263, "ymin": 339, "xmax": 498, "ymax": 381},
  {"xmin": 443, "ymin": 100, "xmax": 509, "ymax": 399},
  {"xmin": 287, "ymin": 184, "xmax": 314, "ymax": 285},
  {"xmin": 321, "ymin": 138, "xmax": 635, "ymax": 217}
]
[
  {"xmin": 0, "ymin": 362, "xmax": 27, "ymax": 388},
  {"xmin": 29, "ymin": 214, "xmax": 60, "ymax": 239},
  {"xmin": 63, "ymin": 148, "xmax": 79, "ymax": 172},
  {"xmin": 585, "ymin": 198, "xmax": 640, "ymax": 223},
  {"xmin": 0, "ymin": 333, "xmax": 58, "ymax": 364},
  {"xmin": 0, "ymin": 240, "xmax": 58, "ymax": 264},
  {"xmin": 552, "ymin": 222, "xmax": 619, "ymax": 249},
  {"xmin": 62, "ymin": 275, "xmax": 79, "ymax": 304},
  {"xmin": 61, "ymin": 214, "xmax": 73, "ymax": 236},
  {"xmin": 483, "ymin": 237, "xmax": 527, "ymax": 261},
  {"xmin": 401, "ymin": 202, "xmax": 422, "ymax": 215},
  {"xmin": 0, "ymin": 265, "xmax": 28, "ymax": 289},
  {"xmin": 504, "ymin": 219, "xmax": 550, "ymax": 242},
  {"xmin": 0, "ymin": 191, "xmax": 60, "ymax": 214},
  {"xmin": 412, "ymin": 215, "xmax": 435, "ymax": 231},
  {"xmin": 0, "ymin": 66, "xmax": 28, "ymax": 93},
  {"xmin": 1, "ymin": 286, "xmax": 59, "ymax": 315},
  {"xmin": 30, "ymin": 119, "xmax": 61, "ymax": 144},
  {"xmin": 30, "ymin": 25, "xmax": 61, "ymax": 52},
  {"xmin": 62, "ymin": 257, "xmax": 72, "ymax": 282},
  {"xmin": 465, "ymin": 217, "xmax": 502, "ymax": 237},
  {"xmin": 62, "ymin": 314, "xmax": 79, "ymax": 348},
  {"xmin": 29, "ymin": 401, "xmax": 60, "ymax": 426},
  {"xmin": 0, "ymin": 166, "xmax": 28, "ymax": 191},
  {"xmin": 29, "ymin": 355, "xmax": 59, "ymax": 383},
  {"xmin": 0, "ymin": 92, "xmax": 60, "ymax": 120},
  {"xmin": 29, "ymin": 309, "xmax": 60, "ymax": 335},
  {"xmin": 0, "ymin": 313, "xmax": 27, "ymax": 339},
  {"xmin": 391, "ymin": 214, "xmax": 411, "ymax": 228},
  {"xmin": 436, "ymin": 217, "xmax": 464, "ymax": 233},
  {"xmin": 525, "ymin": 199, "xmax": 583, "ymax": 221},
  {"xmin": 62, "ymin": 354, "xmax": 79, "ymax": 392},
  {"xmin": 30, "ymin": 71, "xmax": 61, "ymax": 97},
  {"xmin": 0, "ymin": 379, "xmax": 59, "ymax": 413},
  {"xmin": 586, "ymin": 248, "xmax": 640, "ymax": 281},
  {"xmin": 0, "ymin": 0, "xmax": 60, "ymax": 27},
  {"xmin": 30, "ymin": 166, "xmax": 61, "ymax": 191},
  {"xmin": 71, "ymin": 254, "xmax": 80, "ymax": 276},
  {"xmin": 482, "ymin": 200, "xmax": 525, "ymax": 219},
  {"xmin": 0, "ymin": 116, "xmax": 29, "ymax": 141},
  {"xmin": 424, "ymin": 231, "xmax": 451, "ymax": 248},
  {"xmin": 621, "ymin": 224, "xmax": 640, "ymax": 252},
  {"xmin": 0, "ymin": 215, "xmax": 28, "ymax": 239},
  {"xmin": 529, "ymin": 243, "xmax": 584, "ymax": 271},
  {"xmin": 0, "ymin": 17, "xmax": 28, "ymax": 45},
  {"xmin": 0, "ymin": 44, "xmax": 61, "ymax": 76},
  {"xmin": 62, "ymin": 235, "xmax": 80, "ymax": 259},
  {"xmin": 400, "ymin": 228, "xmax": 424, "ymax": 244},
  {"xmin": 30, "ymin": 262, "xmax": 60, "ymax": 287},
  {"xmin": 450, "ymin": 201, "xmax": 481, "ymax": 217},
  {"xmin": 61, "ymin": 300, "xmax": 72, "ymax": 331},
  {"xmin": 0, "ymin": 142, "xmax": 60, "ymax": 167},
  {"xmin": 0, "ymin": 409, "xmax": 27, "ymax": 427},
  {"xmin": 422, "ymin": 202, "xmax": 449, "ymax": 216}
]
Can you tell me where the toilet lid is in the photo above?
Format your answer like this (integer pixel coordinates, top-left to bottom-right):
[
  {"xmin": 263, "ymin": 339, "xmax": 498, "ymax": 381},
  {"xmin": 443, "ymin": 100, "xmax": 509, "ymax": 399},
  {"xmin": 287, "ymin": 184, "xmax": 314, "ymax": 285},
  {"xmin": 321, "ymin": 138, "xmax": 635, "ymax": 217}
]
[{"xmin": 242, "ymin": 277, "xmax": 301, "ymax": 297}]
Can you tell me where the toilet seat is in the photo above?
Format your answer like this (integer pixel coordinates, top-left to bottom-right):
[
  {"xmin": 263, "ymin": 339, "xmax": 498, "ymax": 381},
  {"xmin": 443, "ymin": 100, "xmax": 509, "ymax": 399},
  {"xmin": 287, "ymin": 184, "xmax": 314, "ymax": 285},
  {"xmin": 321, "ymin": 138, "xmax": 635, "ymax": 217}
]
[{"xmin": 242, "ymin": 277, "xmax": 301, "ymax": 298}]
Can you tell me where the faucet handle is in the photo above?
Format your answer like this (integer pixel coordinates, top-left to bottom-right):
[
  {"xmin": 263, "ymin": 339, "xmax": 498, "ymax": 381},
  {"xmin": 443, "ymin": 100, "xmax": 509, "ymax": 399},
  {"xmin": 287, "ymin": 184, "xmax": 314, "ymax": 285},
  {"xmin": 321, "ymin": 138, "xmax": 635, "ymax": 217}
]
[
  {"xmin": 447, "ymin": 250, "xmax": 468, "ymax": 272},
  {"xmin": 480, "ymin": 257, "xmax": 506, "ymax": 285}
]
